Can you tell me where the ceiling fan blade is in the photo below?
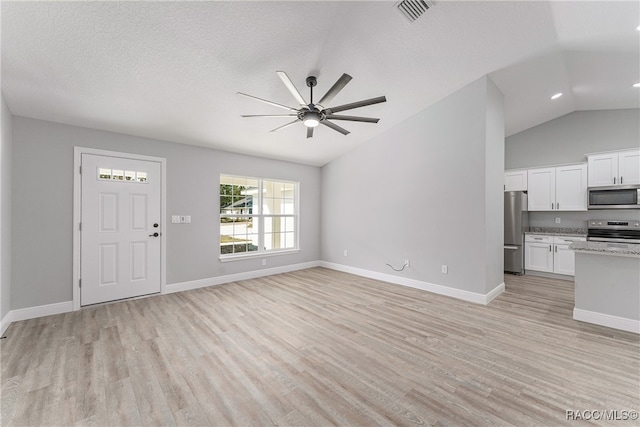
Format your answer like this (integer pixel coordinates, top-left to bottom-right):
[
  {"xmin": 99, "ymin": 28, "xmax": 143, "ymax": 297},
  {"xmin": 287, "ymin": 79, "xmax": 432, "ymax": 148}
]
[
  {"xmin": 241, "ymin": 114, "xmax": 298, "ymax": 118},
  {"xmin": 307, "ymin": 127, "xmax": 314, "ymax": 139},
  {"xmin": 317, "ymin": 73, "xmax": 352, "ymax": 108},
  {"xmin": 326, "ymin": 96, "xmax": 387, "ymax": 114},
  {"xmin": 237, "ymin": 92, "xmax": 298, "ymax": 112},
  {"xmin": 321, "ymin": 120, "xmax": 350, "ymax": 136},
  {"xmin": 324, "ymin": 114, "xmax": 379, "ymax": 123},
  {"xmin": 269, "ymin": 119, "xmax": 300, "ymax": 133},
  {"xmin": 276, "ymin": 71, "xmax": 307, "ymax": 106}
]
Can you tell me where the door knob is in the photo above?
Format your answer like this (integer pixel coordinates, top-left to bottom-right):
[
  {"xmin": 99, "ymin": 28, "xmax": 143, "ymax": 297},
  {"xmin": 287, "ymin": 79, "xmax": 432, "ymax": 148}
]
[{"xmin": 149, "ymin": 232, "xmax": 159, "ymax": 237}]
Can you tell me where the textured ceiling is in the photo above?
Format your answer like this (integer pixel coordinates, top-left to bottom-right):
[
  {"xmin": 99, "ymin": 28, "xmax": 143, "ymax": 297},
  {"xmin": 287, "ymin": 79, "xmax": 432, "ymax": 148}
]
[{"xmin": 2, "ymin": 1, "xmax": 638, "ymax": 166}]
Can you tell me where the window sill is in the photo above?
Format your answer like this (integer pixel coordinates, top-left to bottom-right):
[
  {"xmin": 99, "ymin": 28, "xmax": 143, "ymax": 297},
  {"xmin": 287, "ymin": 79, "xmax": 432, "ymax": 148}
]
[{"xmin": 219, "ymin": 249, "xmax": 301, "ymax": 263}]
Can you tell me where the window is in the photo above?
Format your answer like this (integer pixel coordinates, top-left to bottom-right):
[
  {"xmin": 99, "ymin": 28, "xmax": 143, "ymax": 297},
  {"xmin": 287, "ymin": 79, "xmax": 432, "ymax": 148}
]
[
  {"xmin": 220, "ymin": 175, "xmax": 298, "ymax": 259},
  {"xmin": 97, "ymin": 168, "xmax": 148, "ymax": 183}
]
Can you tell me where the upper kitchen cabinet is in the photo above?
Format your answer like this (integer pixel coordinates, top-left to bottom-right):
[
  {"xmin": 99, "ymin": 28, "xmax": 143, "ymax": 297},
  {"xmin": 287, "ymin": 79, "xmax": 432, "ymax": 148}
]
[
  {"xmin": 588, "ymin": 149, "xmax": 640, "ymax": 187},
  {"xmin": 555, "ymin": 164, "xmax": 588, "ymax": 210},
  {"xmin": 528, "ymin": 167, "xmax": 555, "ymax": 210},
  {"xmin": 504, "ymin": 169, "xmax": 527, "ymax": 191},
  {"xmin": 527, "ymin": 164, "xmax": 587, "ymax": 211}
]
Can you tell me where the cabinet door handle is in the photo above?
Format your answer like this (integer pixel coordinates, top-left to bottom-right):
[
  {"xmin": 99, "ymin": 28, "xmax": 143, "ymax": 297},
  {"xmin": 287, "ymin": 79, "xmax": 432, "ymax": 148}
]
[
  {"xmin": 614, "ymin": 177, "xmax": 616, "ymax": 184},
  {"xmin": 551, "ymin": 203, "xmax": 554, "ymax": 209},
  {"xmin": 555, "ymin": 245, "xmax": 557, "ymax": 253},
  {"xmin": 549, "ymin": 245, "xmax": 552, "ymax": 252},
  {"xmin": 556, "ymin": 202, "xmax": 559, "ymax": 209},
  {"xmin": 621, "ymin": 176, "xmax": 623, "ymax": 184}
]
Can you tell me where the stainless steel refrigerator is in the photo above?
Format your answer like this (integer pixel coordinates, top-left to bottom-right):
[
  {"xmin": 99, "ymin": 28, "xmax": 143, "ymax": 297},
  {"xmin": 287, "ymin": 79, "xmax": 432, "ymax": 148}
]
[{"xmin": 504, "ymin": 191, "xmax": 529, "ymax": 274}]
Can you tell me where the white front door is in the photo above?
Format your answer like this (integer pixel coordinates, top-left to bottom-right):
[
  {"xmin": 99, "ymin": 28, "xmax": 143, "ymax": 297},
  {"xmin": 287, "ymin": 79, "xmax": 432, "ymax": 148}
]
[{"xmin": 81, "ymin": 154, "xmax": 162, "ymax": 306}]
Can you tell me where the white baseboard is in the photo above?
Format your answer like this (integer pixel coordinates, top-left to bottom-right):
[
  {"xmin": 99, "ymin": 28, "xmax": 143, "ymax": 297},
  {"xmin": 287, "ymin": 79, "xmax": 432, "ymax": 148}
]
[
  {"xmin": 1, "ymin": 301, "xmax": 74, "ymax": 336},
  {"xmin": 1, "ymin": 312, "xmax": 12, "ymax": 336},
  {"xmin": 486, "ymin": 282, "xmax": 505, "ymax": 304},
  {"xmin": 573, "ymin": 308, "xmax": 640, "ymax": 334},
  {"xmin": 165, "ymin": 261, "xmax": 321, "ymax": 294},
  {"xmin": 320, "ymin": 261, "xmax": 504, "ymax": 305},
  {"xmin": 1, "ymin": 260, "xmax": 504, "ymax": 331}
]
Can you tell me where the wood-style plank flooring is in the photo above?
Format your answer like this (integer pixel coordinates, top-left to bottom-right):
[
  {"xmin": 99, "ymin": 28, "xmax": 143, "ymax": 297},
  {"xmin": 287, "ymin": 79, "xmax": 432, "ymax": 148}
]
[{"xmin": 1, "ymin": 268, "xmax": 639, "ymax": 426}]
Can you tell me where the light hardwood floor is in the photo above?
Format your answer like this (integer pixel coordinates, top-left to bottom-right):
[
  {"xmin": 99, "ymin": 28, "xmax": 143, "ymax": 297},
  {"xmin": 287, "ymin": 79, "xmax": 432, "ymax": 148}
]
[{"xmin": 1, "ymin": 268, "xmax": 638, "ymax": 426}]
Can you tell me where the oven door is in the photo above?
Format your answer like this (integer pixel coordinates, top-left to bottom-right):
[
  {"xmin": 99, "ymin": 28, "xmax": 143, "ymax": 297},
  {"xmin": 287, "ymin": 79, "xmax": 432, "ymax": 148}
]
[
  {"xmin": 588, "ymin": 228, "xmax": 640, "ymax": 244},
  {"xmin": 588, "ymin": 186, "xmax": 640, "ymax": 209}
]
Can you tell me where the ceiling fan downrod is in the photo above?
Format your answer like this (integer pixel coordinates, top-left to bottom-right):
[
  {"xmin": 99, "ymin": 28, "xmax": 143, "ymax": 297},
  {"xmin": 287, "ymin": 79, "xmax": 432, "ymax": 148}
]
[{"xmin": 306, "ymin": 76, "xmax": 317, "ymax": 105}]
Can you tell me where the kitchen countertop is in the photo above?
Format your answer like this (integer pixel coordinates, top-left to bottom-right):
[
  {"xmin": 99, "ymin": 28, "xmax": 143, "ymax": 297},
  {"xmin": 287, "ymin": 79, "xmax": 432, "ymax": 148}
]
[
  {"xmin": 526, "ymin": 227, "xmax": 587, "ymax": 237},
  {"xmin": 570, "ymin": 241, "xmax": 640, "ymax": 258}
]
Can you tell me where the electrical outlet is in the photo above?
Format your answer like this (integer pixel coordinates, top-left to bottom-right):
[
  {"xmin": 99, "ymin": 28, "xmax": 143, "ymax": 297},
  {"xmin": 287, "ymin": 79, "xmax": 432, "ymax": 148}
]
[
  {"xmin": 441, "ymin": 265, "xmax": 448, "ymax": 274},
  {"xmin": 171, "ymin": 215, "xmax": 180, "ymax": 224},
  {"xmin": 555, "ymin": 217, "xmax": 561, "ymax": 224},
  {"xmin": 344, "ymin": 249, "xmax": 348, "ymax": 257},
  {"xmin": 185, "ymin": 215, "xmax": 191, "ymax": 224}
]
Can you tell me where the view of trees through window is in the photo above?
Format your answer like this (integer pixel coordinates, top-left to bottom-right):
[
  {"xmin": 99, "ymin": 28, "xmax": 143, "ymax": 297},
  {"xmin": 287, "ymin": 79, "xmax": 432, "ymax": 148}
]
[{"xmin": 220, "ymin": 175, "xmax": 297, "ymax": 257}]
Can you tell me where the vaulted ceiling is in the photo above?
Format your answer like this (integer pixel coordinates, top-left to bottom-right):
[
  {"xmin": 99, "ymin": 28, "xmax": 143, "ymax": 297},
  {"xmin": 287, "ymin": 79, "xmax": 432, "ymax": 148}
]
[{"xmin": 2, "ymin": 1, "xmax": 638, "ymax": 166}]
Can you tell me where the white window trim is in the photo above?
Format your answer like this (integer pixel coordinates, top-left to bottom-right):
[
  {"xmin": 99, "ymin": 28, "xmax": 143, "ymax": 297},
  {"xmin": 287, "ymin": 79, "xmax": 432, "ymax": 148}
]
[
  {"xmin": 219, "ymin": 248, "xmax": 301, "ymax": 263},
  {"xmin": 219, "ymin": 175, "xmax": 300, "ymax": 261}
]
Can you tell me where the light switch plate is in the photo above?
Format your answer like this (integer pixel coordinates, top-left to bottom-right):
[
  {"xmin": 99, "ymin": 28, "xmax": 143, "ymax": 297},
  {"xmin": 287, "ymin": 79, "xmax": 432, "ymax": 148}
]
[{"xmin": 171, "ymin": 215, "xmax": 181, "ymax": 224}]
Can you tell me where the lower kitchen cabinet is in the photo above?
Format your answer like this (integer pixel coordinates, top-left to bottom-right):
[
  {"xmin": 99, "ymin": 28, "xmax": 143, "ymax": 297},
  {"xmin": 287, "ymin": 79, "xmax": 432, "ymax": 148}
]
[
  {"xmin": 525, "ymin": 236, "xmax": 554, "ymax": 273},
  {"xmin": 554, "ymin": 243, "xmax": 576, "ymax": 276},
  {"xmin": 525, "ymin": 234, "xmax": 586, "ymax": 276}
]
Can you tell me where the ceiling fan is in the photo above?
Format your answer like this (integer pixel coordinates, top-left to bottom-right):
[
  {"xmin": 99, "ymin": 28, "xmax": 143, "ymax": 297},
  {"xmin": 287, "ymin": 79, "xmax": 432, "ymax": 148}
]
[{"xmin": 237, "ymin": 71, "xmax": 387, "ymax": 138}]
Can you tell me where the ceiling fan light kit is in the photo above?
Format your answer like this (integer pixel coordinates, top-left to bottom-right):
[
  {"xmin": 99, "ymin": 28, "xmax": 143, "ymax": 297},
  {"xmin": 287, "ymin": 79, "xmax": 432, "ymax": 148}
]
[{"xmin": 238, "ymin": 71, "xmax": 387, "ymax": 138}]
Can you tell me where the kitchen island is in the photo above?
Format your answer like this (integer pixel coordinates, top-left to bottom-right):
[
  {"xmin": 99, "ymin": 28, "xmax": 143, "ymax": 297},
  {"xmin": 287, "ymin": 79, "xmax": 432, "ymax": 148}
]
[{"xmin": 570, "ymin": 241, "xmax": 640, "ymax": 333}]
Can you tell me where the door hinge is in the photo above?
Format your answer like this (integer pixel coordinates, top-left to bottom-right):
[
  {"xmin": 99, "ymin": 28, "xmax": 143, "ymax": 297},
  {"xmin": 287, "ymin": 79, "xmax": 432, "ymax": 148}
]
[
  {"xmin": 79, "ymin": 279, "xmax": 82, "ymax": 288},
  {"xmin": 79, "ymin": 165, "xmax": 82, "ymax": 174},
  {"xmin": 79, "ymin": 222, "xmax": 82, "ymax": 231}
]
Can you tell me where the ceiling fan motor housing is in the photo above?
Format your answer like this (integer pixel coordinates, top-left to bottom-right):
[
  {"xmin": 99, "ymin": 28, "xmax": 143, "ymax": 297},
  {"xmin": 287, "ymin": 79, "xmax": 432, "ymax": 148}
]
[{"xmin": 306, "ymin": 76, "xmax": 317, "ymax": 87}]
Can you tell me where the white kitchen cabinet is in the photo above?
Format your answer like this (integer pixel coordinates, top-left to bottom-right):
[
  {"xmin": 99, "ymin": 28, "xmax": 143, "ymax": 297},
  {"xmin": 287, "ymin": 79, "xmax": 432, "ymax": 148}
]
[
  {"xmin": 588, "ymin": 149, "xmax": 640, "ymax": 187},
  {"xmin": 618, "ymin": 150, "xmax": 640, "ymax": 185},
  {"xmin": 553, "ymin": 236, "xmax": 585, "ymax": 276},
  {"xmin": 504, "ymin": 170, "xmax": 528, "ymax": 191},
  {"xmin": 527, "ymin": 168, "xmax": 555, "ymax": 210},
  {"xmin": 527, "ymin": 164, "xmax": 587, "ymax": 211},
  {"xmin": 555, "ymin": 164, "xmax": 588, "ymax": 211},
  {"xmin": 525, "ymin": 235, "xmax": 585, "ymax": 276},
  {"xmin": 525, "ymin": 235, "xmax": 554, "ymax": 273},
  {"xmin": 553, "ymin": 244, "xmax": 574, "ymax": 276}
]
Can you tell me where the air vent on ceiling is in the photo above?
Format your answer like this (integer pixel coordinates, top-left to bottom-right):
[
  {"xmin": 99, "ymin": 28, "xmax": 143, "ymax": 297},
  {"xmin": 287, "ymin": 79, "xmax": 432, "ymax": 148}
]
[{"xmin": 395, "ymin": 0, "xmax": 434, "ymax": 23}]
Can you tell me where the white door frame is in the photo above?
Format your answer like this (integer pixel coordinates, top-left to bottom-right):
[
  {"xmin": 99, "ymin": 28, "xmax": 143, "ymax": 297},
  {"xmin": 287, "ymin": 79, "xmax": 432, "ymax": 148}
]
[{"xmin": 73, "ymin": 147, "xmax": 167, "ymax": 311}]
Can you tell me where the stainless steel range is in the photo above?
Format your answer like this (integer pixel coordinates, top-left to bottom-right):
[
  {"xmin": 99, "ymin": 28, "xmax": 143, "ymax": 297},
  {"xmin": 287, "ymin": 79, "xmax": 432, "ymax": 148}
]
[{"xmin": 587, "ymin": 220, "xmax": 640, "ymax": 244}]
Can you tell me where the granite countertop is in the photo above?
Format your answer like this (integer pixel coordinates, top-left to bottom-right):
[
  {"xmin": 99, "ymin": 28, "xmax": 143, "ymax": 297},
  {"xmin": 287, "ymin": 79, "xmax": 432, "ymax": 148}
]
[
  {"xmin": 570, "ymin": 241, "xmax": 640, "ymax": 257},
  {"xmin": 526, "ymin": 227, "xmax": 587, "ymax": 237}
]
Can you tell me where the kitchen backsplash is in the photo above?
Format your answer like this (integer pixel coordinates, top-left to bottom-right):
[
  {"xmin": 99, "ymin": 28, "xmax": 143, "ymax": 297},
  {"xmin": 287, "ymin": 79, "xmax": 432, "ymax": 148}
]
[{"xmin": 529, "ymin": 210, "xmax": 640, "ymax": 229}]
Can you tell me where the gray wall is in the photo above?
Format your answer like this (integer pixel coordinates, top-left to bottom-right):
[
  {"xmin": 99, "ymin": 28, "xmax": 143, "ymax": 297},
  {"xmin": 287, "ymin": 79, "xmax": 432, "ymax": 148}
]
[
  {"xmin": 1, "ymin": 93, "xmax": 12, "ymax": 322},
  {"xmin": 575, "ymin": 252, "xmax": 640, "ymax": 321},
  {"xmin": 321, "ymin": 76, "xmax": 504, "ymax": 295},
  {"xmin": 506, "ymin": 109, "xmax": 640, "ymax": 228},
  {"xmin": 483, "ymin": 80, "xmax": 505, "ymax": 292},
  {"xmin": 11, "ymin": 117, "xmax": 321, "ymax": 309},
  {"xmin": 505, "ymin": 109, "xmax": 640, "ymax": 169}
]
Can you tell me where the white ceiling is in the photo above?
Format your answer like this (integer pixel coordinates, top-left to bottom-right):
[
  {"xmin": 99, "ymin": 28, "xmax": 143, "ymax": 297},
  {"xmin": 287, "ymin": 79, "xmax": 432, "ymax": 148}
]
[{"xmin": 2, "ymin": 1, "xmax": 638, "ymax": 167}]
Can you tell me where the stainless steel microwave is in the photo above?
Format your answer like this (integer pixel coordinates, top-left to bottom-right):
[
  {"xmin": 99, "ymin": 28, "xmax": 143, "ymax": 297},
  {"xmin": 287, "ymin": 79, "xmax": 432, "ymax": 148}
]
[{"xmin": 588, "ymin": 185, "xmax": 640, "ymax": 209}]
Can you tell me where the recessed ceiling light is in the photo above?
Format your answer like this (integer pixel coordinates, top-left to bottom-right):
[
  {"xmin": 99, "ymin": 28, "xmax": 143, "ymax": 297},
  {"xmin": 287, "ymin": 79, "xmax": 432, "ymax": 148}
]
[
  {"xmin": 551, "ymin": 92, "xmax": 563, "ymax": 100},
  {"xmin": 634, "ymin": 82, "xmax": 640, "ymax": 88}
]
